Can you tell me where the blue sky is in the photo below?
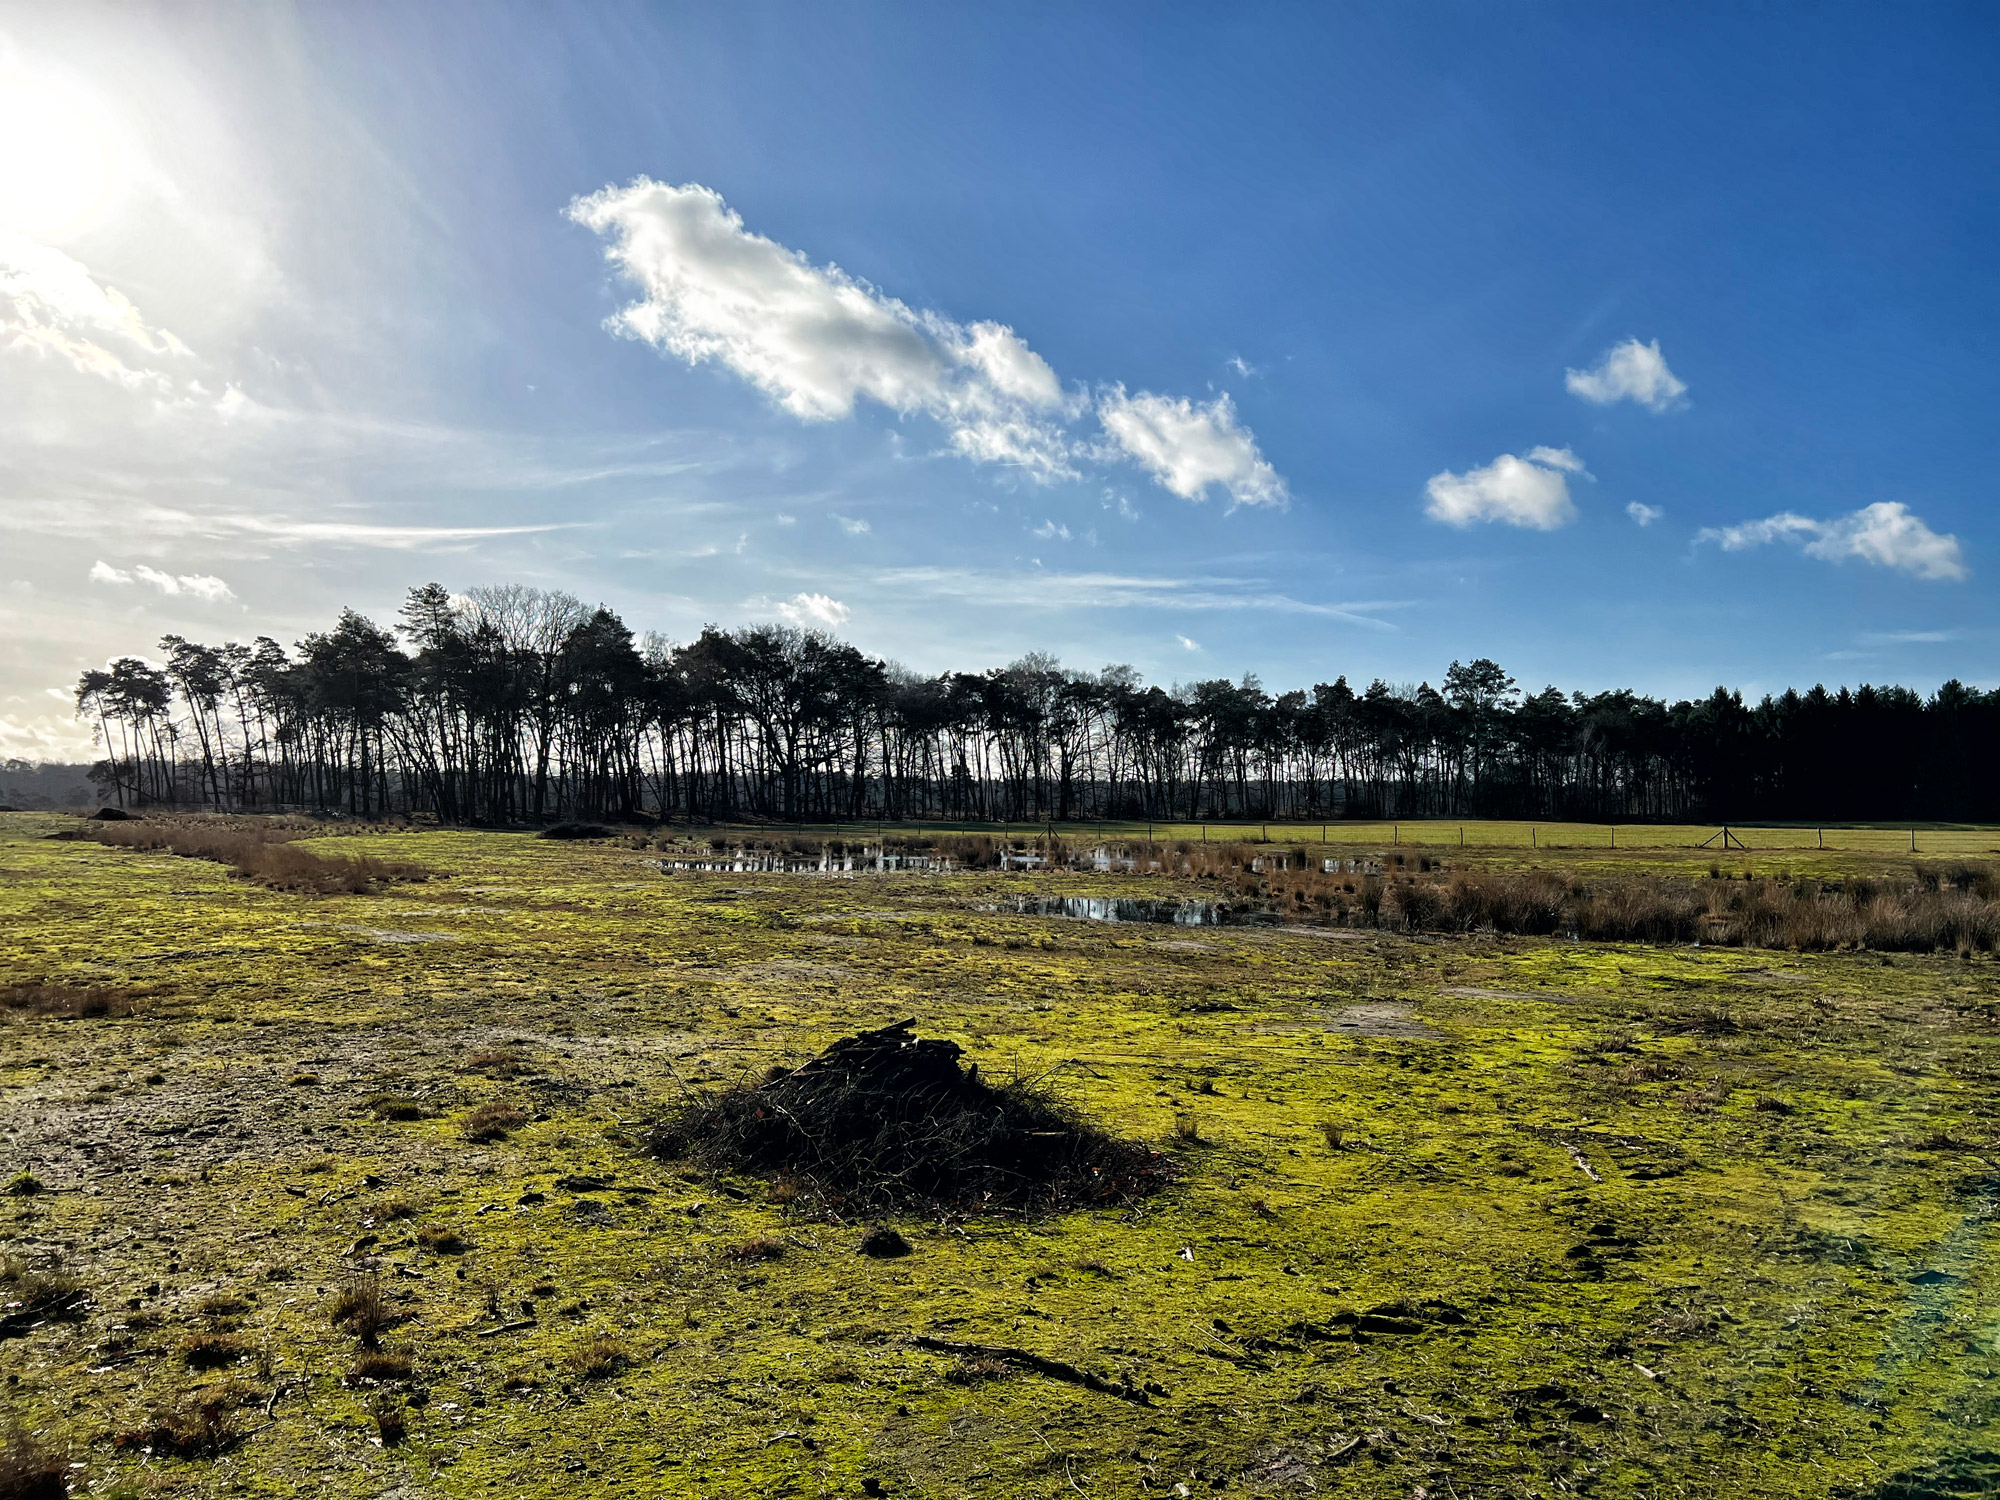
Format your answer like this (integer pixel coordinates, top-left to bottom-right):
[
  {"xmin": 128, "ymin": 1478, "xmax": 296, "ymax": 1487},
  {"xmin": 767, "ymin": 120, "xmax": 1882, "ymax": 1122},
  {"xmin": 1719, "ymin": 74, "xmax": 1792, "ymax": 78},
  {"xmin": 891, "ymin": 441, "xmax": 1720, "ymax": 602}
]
[{"xmin": 2, "ymin": 2, "xmax": 1995, "ymax": 755}]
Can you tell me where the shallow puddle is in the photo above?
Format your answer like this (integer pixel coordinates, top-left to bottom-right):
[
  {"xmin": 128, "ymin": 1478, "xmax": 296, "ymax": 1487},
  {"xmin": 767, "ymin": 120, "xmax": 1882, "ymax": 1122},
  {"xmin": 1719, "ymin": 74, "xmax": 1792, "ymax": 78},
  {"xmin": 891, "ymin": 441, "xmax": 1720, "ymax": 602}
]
[{"xmin": 992, "ymin": 895, "xmax": 1283, "ymax": 927}]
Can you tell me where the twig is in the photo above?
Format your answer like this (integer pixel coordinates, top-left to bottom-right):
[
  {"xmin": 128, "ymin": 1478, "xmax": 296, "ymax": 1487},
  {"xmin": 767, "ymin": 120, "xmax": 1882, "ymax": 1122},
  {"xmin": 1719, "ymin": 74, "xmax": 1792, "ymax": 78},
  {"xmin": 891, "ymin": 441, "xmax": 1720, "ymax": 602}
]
[
  {"xmin": 910, "ymin": 1336, "xmax": 1149, "ymax": 1404},
  {"xmin": 474, "ymin": 1317, "xmax": 537, "ymax": 1338},
  {"xmin": 1558, "ymin": 1138, "xmax": 1602, "ymax": 1183}
]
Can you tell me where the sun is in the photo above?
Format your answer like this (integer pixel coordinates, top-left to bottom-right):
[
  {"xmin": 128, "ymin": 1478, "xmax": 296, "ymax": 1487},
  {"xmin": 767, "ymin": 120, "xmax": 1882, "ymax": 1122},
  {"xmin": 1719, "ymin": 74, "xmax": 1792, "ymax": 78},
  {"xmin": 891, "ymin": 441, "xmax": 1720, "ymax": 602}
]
[{"xmin": 0, "ymin": 71, "xmax": 128, "ymax": 237}]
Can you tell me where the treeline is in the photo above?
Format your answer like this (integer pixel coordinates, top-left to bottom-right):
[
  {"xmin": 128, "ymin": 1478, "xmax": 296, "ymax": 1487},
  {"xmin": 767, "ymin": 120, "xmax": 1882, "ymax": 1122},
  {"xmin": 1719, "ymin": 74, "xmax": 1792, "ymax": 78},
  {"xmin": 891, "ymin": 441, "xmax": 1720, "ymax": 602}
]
[{"xmin": 71, "ymin": 582, "xmax": 2000, "ymax": 825}]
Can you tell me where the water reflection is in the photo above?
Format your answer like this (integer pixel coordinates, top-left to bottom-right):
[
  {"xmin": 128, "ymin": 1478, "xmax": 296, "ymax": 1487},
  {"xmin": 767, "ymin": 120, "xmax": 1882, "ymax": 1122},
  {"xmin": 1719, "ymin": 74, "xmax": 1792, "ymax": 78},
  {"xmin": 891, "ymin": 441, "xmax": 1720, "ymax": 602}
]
[{"xmin": 996, "ymin": 896, "xmax": 1281, "ymax": 927}]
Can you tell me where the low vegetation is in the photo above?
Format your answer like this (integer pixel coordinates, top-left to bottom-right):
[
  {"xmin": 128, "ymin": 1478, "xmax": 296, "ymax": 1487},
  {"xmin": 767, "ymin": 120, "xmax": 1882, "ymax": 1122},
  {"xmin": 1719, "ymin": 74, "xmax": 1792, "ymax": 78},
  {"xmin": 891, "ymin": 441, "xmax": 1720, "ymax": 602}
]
[
  {"xmin": 71, "ymin": 815, "xmax": 424, "ymax": 894},
  {"xmin": 2, "ymin": 808, "xmax": 1997, "ymax": 1498}
]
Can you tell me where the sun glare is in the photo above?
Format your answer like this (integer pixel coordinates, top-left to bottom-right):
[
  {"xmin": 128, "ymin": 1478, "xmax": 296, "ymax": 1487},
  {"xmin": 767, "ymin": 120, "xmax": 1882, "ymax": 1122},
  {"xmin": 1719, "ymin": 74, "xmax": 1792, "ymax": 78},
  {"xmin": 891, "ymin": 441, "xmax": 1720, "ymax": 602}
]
[{"xmin": 0, "ymin": 71, "xmax": 129, "ymax": 236}]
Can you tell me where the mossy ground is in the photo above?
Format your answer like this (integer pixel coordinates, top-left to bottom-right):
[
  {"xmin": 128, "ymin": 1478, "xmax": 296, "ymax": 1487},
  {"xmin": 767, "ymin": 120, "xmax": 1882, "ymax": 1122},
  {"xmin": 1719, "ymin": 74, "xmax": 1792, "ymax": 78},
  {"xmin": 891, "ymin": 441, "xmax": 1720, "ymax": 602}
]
[{"xmin": 2, "ymin": 812, "xmax": 1997, "ymax": 1498}]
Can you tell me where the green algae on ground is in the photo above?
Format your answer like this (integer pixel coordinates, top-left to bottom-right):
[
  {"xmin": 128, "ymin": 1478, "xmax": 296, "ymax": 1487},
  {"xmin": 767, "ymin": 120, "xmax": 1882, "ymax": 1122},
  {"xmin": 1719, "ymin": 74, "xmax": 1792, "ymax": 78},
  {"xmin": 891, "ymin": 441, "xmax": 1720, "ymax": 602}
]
[{"xmin": 1, "ymin": 810, "xmax": 1997, "ymax": 1497}]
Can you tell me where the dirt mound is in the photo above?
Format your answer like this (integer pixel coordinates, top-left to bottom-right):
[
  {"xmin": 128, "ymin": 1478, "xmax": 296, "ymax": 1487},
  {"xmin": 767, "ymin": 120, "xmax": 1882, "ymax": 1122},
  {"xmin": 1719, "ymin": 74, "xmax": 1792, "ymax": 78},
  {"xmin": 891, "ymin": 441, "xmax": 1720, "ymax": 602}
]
[{"xmin": 647, "ymin": 1019, "xmax": 1171, "ymax": 1213}]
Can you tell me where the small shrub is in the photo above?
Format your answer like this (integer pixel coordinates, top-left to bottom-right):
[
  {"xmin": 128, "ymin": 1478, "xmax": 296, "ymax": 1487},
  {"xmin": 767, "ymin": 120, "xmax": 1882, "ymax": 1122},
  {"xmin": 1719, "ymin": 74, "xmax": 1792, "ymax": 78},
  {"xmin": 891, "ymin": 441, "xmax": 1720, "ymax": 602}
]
[
  {"xmin": 567, "ymin": 1333, "xmax": 629, "ymax": 1380},
  {"xmin": 461, "ymin": 1102, "xmax": 528, "ymax": 1143},
  {"xmin": 1751, "ymin": 1095, "xmax": 1794, "ymax": 1115},
  {"xmin": 371, "ymin": 1396, "xmax": 407, "ymax": 1446},
  {"xmin": 1316, "ymin": 1121, "xmax": 1345, "ymax": 1151},
  {"xmin": 5, "ymin": 1172, "xmax": 43, "ymax": 1197},
  {"xmin": 365, "ymin": 1094, "xmax": 426, "ymax": 1122},
  {"xmin": 377, "ymin": 1192, "xmax": 420, "ymax": 1220},
  {"xmin": 288, "ymin": 1073, "xmax": 319, "ymax": 1087},
  {"xmin": 329, "ymin": 1275, "xmax": 388, "ymax": 1342},
  {"xmin": 725, "ymin": 1235, "xmax": 785, "ymax": 1263}
]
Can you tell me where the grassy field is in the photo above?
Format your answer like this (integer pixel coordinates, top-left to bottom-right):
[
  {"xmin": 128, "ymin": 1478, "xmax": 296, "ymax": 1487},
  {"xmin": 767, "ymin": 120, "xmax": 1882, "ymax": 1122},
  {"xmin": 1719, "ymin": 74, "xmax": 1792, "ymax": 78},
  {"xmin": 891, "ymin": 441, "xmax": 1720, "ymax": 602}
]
[
  {"xmin": 769, "ymin": 818, "xmax": 2000, "ymax": 860},
  {"xmin": 2, "ymin": 811, "xmax": 1998, "ymax": 1498}
]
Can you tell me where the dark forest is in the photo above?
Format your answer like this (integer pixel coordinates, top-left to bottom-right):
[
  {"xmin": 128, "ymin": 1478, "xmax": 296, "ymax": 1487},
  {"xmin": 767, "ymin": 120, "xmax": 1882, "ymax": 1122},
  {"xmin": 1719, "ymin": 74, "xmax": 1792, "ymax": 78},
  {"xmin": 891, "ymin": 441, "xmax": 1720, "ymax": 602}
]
[{"xmin": 69, "ymin": 584, "xmax": 2000, "ymax": 825}]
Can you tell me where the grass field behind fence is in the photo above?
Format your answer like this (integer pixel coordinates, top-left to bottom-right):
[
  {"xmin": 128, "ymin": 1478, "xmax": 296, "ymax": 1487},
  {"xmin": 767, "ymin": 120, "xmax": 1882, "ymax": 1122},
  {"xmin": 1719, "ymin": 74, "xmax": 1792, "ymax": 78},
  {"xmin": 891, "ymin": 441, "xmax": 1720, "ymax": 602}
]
[{"xmin": 710, "ymin": 818, "xmax": 2000, "ymax": 857}]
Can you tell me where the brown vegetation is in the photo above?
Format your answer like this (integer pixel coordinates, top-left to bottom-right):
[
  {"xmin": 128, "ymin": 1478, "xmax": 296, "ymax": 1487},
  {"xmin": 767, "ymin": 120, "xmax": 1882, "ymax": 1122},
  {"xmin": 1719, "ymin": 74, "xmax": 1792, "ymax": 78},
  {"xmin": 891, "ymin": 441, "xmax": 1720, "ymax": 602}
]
[
  {"xmin": 0, "ymin": 982, "xmax": 141, "ymax": 1020},
  {"xmin": 328, "ymin": 1275, "xmax": 388, "ymax": 1343},
  {"xmin": 460, "ymin": 1102, "xmax": 528, "ymax": 1142},
  {"xmin": 113, "ymin": 1393, "xmax": 243, "ymax": 1459},
  {"xmin": 77, "ymin": 816, "xmax": 423, "ymax": 895},
  {"xmin": 0, "ymin": 1428, "xmax": 68, "ymax": 1500},
  {"xmin": 567, "ymin": 1333, "xmax": 629, "ymax": 1380}
]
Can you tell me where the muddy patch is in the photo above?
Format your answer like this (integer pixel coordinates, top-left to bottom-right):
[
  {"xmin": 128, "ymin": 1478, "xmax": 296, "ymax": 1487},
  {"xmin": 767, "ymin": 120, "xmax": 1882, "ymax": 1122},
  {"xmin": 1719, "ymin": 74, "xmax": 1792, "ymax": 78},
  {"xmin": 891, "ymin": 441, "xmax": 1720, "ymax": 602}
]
[{"xmin": 1316, "ymin": 1001, "xmax": 1436, "ymax": 1038}]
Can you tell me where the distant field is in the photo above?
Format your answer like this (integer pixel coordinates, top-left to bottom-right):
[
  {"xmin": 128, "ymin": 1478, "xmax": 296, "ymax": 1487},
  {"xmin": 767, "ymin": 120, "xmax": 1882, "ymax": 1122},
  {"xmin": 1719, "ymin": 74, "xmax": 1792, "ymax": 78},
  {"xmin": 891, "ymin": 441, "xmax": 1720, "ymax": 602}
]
[
  {"xmin": 2, "ymin": 810, "xmax": 1996, "ymax": 1498},
  {"xmin": 731, "ymin": 817, "xmax": 2000, "ymax": 858}
]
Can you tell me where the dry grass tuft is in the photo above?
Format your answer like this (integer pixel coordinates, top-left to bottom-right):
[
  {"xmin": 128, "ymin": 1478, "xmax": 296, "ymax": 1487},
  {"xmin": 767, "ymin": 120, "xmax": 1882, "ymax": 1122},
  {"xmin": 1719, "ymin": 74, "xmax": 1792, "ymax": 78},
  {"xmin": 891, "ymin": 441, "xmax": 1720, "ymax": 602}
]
[
  {"xmin": 461, "ymin": 1102, "xmax": 528, "ymax": 1142},
  {"xmin": 725, "ymin": 1235, "xmax": 785, "ymax": 1263},
  {"xmin": 365, "ymin": 1093, "xmax": 426, "ymax": 1122},
  {"xmin": 347, "ymin": 1349, "xmax": 413, "ymax": 1383},
  {"xmin": 414, "ymin": 1224, "xmax": 468, "ymax": 1255},
  {"xmin": 567, "ymin": 1332, "xmax": 630, "ymax": 1380},
  {"xmin": 114, "ymin": 1394, "xmax": 243, "ymax": 1458},
  {"xmin": 0, "ymin": 1259, "xmax": 83, "ymax": 1321},
  {"xmin": 329, "ymin": 1274, "xmax": 388, "ymax": 1343}
]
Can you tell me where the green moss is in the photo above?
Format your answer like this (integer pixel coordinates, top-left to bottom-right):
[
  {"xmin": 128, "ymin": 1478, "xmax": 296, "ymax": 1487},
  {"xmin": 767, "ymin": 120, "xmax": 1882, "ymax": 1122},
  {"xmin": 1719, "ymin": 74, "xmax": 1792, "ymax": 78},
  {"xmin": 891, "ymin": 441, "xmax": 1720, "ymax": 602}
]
[{"xmin": 0, "ymin": 809, "xmax": 1996, "ymax": 1496}]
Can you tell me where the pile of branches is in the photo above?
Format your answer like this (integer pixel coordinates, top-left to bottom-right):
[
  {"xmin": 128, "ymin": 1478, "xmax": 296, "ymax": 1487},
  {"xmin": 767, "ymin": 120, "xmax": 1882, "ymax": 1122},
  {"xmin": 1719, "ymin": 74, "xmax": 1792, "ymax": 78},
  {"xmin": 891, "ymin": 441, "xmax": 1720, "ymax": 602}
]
[{"xmin": 647, "ymin": 1020, "xmax": 1171, "ymax": 1214}]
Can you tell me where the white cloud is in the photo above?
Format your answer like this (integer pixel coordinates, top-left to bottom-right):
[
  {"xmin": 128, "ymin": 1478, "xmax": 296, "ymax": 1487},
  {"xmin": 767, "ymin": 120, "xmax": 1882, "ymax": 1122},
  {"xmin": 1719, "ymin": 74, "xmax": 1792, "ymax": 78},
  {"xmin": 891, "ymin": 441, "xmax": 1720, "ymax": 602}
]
[
  {"xmin": 774, "ymin": 591, "xmax": 851, "ymax": 629},
  {"xmin": 1697, "ymin": 502, "xmax": 1967, "ymax": 580},
  {"xmin": 1226, "ymin": 355, "xmax": 1258, "ymax": 378},
  {"xmin": 1627, "ymin": 501, "xmax": 1663, "ymax": 526},
  {"xmin": 569, "ymin": 179, "xmax": 1290, "ymax": 505},
  {"xmin": 1096, "ymin": 388, "xmax": 1286, "ymax": 507},
  {"xmin": 1860, "ymin": 629, "xmax": 1956, "ymax": 645},
  {"xmin": 1031, "ymin": 519, "xmax": 1071, "ymax": 541},
  {"xmin": 0, "ymin": 230, "xmax": 192, "ymax": 393},
  {"xmin": 1424, "ymin": 448, "xmax": 1584, "ymax": 530},
  {"xmin": 833, "ymin": 514, "xmax": 870, "ymax": 535},
  {"xmin": 1565, "ymin": 338, "xmax": 1688, "ymax": 412},
  {"xmin": 1175, "ymin": 634, "xmax": 1200, "ymax": 651},
  {"xmin": 89, "ymin": 559, "xmax": 234, "ymax": 601},
  {"xmin": 569, "ymin": 180, "xmax": 1077, "ymax": 482}
]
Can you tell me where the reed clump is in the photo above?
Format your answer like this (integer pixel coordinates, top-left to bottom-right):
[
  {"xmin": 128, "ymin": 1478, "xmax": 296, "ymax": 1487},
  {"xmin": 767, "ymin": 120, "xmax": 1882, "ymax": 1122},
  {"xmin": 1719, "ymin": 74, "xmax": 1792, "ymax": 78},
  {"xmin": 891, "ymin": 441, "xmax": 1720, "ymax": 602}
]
[{"xmin": 78, "ymin": 816, "xmax": 424, "ymax": 894}]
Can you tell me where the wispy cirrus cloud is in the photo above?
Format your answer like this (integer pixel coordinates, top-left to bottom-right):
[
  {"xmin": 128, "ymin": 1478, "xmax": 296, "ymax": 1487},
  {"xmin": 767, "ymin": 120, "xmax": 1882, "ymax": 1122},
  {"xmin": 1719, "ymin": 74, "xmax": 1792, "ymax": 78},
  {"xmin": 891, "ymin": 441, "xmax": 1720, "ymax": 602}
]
[
  {"xmin": 873, "ymin": 565, "xmax": 1397, "ymax": 628},
  {"xmin": 569, "ymin": 179, "xmax": 1287, "ymax": 507},
  {"xmin": 1565, "ymin": 338, "xmax": 1688, "ymax": 412},
  {"xmin": 1696, "ymin": 502, "xmax": 1967, "ymax": 581}
]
